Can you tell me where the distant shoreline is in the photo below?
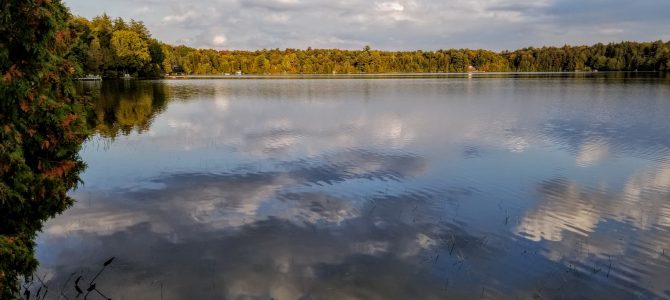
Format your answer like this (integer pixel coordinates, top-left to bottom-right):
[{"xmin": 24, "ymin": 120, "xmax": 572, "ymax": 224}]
[{"xmin": 160, "ymin": 71, "xmax": 664, "ymax": 80}]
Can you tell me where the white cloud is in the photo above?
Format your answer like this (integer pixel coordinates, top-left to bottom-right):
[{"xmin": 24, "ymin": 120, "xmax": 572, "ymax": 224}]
[
  {"xmin": 376, "ymin": 1, "xmax": 404, "ymax": 12},
  {"xmin": 212, "ymin": 34, "xmax": 227, "ymax": 46},
  {"xmin": 162, "ymin": 10, "xmax": 198, "ymax": 23}
]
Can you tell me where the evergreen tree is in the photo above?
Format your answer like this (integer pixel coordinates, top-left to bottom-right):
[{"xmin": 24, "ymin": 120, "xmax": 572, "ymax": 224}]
[{"xmin": 0, "ymin": 0, "xmax": 89, "ymax": 297}]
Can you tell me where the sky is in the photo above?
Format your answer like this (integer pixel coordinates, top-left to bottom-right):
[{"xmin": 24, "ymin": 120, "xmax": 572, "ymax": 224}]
[{"xmin": 62, "ymin": 0, "xmax": 670, "ymax": 51}]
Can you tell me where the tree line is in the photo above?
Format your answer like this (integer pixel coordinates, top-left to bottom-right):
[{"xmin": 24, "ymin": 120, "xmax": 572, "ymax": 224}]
[
  {"xmin": 1, "ymin": 1, "xmax": 669, "ymax": 296},
  {"xmin": 67, "ymin": 15, "xmax": 670, "ymax": 77}
]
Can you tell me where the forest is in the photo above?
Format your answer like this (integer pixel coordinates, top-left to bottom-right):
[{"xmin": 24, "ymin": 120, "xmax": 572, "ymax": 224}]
[
  {"xmin": 3, "ymin": 0, "xmax": 670, "ymax": 297},
  {"xmin": 70, "ymin": 14, "xmax": 670, "ymax": 78}
]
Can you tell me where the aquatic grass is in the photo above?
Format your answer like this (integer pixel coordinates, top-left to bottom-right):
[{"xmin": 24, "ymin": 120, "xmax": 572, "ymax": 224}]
[{"xmin": 21, "ymin": 257, "xmax": 115, "ymax": 300}]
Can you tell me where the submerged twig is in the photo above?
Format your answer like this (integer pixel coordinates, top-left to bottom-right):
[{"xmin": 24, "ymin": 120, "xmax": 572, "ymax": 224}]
[
  {"xmin": 606, "ymin": 255, "xmax": 612, "ymax": 278},
  {"xmin": 58, "ymin": 272, "xmax": 76, "ymax": 300}
]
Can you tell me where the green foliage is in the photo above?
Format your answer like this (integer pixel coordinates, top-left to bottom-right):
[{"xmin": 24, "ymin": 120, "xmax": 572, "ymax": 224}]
[
  {"xmin": 86, "ymin": 37, "xmax": 104, "ymax": 73},
  {"xmin": 153, "ymin": 41, "xmax": 667, "ymax": 75},
  {"xmin": 0, "ymin": 0, "xmax": 89, "ymax": 297},
  {"xmin": 110, "ymin": 30, "xmax": 151, "ymax": 72},
  {"xmin": 65, "ymin": 14, "xmax": 670, "ymax": 77},
  {"xmin": 69, "ymin": 15, "xmax": 161, "ymax": 78}
]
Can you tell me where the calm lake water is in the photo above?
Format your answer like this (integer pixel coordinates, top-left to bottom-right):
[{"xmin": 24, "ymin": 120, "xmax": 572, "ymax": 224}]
[{"xmin": 36, "ymin": 74, "xmax": 670, "ymax": 299}]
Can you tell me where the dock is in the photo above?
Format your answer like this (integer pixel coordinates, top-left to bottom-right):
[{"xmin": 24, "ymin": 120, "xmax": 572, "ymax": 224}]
[{"xmin": 75, "ymin": 74, "xmax": 102, "ymax": 81}]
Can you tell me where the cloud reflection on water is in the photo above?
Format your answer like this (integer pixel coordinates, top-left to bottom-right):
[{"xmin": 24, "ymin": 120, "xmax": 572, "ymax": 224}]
[{"xmin": 37, "ymin": 76, "xmax": 670, "ymax": 299}]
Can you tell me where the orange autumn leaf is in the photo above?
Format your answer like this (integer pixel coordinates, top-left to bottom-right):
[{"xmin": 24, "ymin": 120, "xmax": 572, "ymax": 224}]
[
  {"xmin": 54, "ymin": 30, "xmax": 71, "ymax": 48},
  {"xmin": 42, "ymin": 160, "xmax": 76, "ymax": 179},
  {"xmin": 65, "ymin": 130, "xmax": 77, "ymax": 139},
  {"xmin": 27, "ymin": 90, "xmax": 36, "ymax": 101},
  {"xmin": 2, "ymin": 64, "xmax": 23, "ymax": 82},
  {"xmin": 19, "ymin": 101, "xmax": 30, "ymax": 112},
  {"xmin": 62, "ymin": 114, "xmax": 77, "ymax": 126}
]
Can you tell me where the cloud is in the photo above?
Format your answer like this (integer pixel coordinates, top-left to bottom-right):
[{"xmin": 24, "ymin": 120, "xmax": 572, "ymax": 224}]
[
  {"xmin": 132, "ymin": 6, "xmax": 150, "ymax": 15},
  {"xmin": 161, "ymin": 10, "xmax": 198, "ymax": 23},
  {"xmin": 376, "ymin": 1, "xmax": 405, "ymax": 12},
  {"xmin": 212, "ymin": 34, "xmax": 227, "ymax": 46},
  {"xmin": 63, "ymin": 0, "xmax": 670, "ymax": 50}
]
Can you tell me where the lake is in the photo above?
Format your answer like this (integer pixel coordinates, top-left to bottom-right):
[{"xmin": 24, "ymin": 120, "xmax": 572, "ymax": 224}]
[{"xmin": 36, "ymin": 74, "xmax": 670, "ymax": 299}]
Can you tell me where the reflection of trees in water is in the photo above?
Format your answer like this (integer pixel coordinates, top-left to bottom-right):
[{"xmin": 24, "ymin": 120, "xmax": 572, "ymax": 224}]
[
  {"xmin": 83, "ymin": 81, "xmax": 169, "ymax": 138},
  {"xmin": 8, "ymin": 80, "xmax": 174, "ymax": 297}
]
